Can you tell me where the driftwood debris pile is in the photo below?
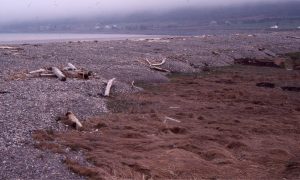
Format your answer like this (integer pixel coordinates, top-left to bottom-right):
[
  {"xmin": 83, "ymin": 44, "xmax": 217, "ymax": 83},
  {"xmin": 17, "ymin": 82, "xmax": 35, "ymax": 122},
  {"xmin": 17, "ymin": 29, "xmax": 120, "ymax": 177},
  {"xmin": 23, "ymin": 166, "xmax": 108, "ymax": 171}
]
[{"xmin": 28, "ymin": 63, "xmax": 92, "ymax": 81}]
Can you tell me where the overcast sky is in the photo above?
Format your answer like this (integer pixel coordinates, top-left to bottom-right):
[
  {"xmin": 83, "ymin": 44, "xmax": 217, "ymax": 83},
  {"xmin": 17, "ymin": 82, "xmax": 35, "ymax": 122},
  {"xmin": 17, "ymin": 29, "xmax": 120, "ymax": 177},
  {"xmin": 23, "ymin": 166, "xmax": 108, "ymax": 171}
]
[{"xmin": 0, "ymin": 0, "xmax": 291, "ymax": 25}]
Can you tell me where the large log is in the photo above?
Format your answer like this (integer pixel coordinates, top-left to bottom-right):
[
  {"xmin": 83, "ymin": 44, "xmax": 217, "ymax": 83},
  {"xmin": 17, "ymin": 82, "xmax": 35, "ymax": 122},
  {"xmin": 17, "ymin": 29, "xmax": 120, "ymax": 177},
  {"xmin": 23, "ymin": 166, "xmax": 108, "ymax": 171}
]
[
  {"xmin": 52, "ymin": 67, "xmax": 66, "ymax": 81},
  {"xmin": 66, "ymin": 111, "xmax": 83, "ymax": 129},
  {"xmin": 104, "ymin": 78, "xmax": 116, "ymax": 97}
]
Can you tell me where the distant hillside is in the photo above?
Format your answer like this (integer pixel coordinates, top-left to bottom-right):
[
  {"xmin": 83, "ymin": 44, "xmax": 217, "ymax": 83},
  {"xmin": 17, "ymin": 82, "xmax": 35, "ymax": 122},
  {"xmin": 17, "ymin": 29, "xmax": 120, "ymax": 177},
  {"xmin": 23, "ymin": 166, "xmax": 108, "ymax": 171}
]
[{"xmin": 1, "ymin": 1, "xmax": 300, "ymax": 34}]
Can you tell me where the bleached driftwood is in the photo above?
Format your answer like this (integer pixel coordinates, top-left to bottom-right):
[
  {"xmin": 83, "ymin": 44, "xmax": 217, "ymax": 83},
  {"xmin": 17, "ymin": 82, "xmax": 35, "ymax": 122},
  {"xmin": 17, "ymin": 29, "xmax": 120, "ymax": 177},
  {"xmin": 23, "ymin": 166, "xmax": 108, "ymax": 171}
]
[
  {"xmin": 66, "ymin": 111, "xmax": 82, "ymax": 129},
  {"xmin": 145, "ymin": 58, "xmax": 170, "ymax": 72},
  {"xmin": 169, "ymin": 106, "xmax": 180, "ymax": 109},
  {"xmin": 145, "ymin": 58, "xmax": 152, "ymax": 66},
  {"xmin": 131, "ymin": 81, "xmax": 143, "ymax": 91},
  {"xmin": 0, "ymin": 46, "xmax": 23, "ymax": 51},
  {"xmin": 131, "ymin": 81, "xmax": 136, "ymax": 89},
  {"xmin": 151, "ymin": 58, "xmax": 166, "ymax": 66},
  {"xmin": 29, "ymin": 68, "xmax": 46, "ymax": 74},
  {"xmin": 164, "ymin": 116, "xmax": 181, "ymax": 123},
  {"xmin": 52, "ymin": 67, "xmax": 66, "ymax": 81},
  {"xmin": 40, "ymin": 73, "xmax": 56, "ymax": 77},
  {"xmin": 67, "ymin": 63, "xmax": 77, "ymax": 70},
  {"xmin": 104, "ymin": 78, "xmax": 116, "ymax": 97},
  {"xmin": 64, "ymin": 63, "xmax": 77, "ymax": 71},
  {"xmin": 0, "ymin": 46, "xmax": 15, "ymax": 49},
  {"xmin": 145, "ymin": 58, "xmax": 166, "ymax": 66},
  {"xmin": 147, "ymin": 38, "xmax": 170, "ymax": 43}
]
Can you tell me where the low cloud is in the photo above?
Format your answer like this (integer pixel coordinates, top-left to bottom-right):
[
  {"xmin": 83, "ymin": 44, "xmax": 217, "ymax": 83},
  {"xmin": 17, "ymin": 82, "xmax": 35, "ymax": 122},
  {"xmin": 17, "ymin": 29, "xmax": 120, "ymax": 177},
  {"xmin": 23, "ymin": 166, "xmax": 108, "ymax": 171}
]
[{"xmin": 0, "ymin": 0, "xmax": 290, "ymax": 25}]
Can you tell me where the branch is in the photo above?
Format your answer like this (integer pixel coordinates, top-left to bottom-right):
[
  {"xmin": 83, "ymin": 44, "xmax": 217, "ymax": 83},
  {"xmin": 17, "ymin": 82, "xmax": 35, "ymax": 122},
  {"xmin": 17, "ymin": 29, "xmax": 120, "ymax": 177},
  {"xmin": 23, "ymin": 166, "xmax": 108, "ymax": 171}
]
[
  {"xmin": 40, "ymin": 73, "xmax": 56, "ymax": 77},
  {"xmin": 150, "ymin": 66, "xmax": 170, "ymax": 73},
  {"xmin": 151, "ymin": 58, "xmax": 166, "ymax": 66},
  {"xmin": 144, "ymin": 58, "xmax": 170, "ymax": 72},
  {"xmin": 164, "ymin": 116, "xmax": 181, "ymax": 123},
  {"xmin": 104, "ymin": 78, "xmax": 116, "ymax": 97},
  {"xmin": 29, "ymin": 68, "xmax": 46, "ymax": 74},
  {"xmin": 145, "ymin": 58, "xmax": 152, "ymax": 66}
]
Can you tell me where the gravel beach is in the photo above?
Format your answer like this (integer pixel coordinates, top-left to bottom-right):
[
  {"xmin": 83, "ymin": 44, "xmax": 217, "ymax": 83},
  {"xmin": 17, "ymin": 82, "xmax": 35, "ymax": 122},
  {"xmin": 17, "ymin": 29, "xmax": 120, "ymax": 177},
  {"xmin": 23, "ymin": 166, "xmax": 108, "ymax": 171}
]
[{"xmin": 0, "ymin": 31, "xmax": 300, "ymax": 179}]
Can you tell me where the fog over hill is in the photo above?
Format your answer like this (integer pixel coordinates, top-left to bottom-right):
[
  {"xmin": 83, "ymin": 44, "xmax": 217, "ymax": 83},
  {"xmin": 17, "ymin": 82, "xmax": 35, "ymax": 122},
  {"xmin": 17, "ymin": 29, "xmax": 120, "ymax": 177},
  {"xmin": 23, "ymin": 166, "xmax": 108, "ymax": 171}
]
[{"xmin": 1, "ymin": 1, "xmax": 300, "ymax": 34}]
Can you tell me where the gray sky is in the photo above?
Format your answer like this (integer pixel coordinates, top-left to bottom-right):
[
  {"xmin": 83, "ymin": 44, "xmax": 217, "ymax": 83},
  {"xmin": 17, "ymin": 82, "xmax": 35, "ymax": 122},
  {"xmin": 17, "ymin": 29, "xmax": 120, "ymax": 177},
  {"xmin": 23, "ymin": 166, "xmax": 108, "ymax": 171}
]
[{"xmin": 0, "ymin": 0, "xmax": 288, "ymax": 25}]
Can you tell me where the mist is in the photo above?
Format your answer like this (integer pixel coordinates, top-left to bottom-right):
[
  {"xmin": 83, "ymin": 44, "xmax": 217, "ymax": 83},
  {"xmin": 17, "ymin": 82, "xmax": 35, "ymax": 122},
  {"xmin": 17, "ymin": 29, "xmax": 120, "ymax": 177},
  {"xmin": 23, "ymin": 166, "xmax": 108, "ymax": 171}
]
[{"xmin": 0, "ymin": 0, "xmax": 290, "ymax": 25}]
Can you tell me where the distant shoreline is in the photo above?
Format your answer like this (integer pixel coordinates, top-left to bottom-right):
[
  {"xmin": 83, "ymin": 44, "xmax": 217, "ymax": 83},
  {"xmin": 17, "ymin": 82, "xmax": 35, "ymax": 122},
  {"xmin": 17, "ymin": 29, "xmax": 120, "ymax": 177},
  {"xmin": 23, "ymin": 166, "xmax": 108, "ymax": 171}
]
[
  {"xmin": 1, "ymin": 29, "xmax": 299, "ymax": 45},
  {"xmin": 0, "ymin": 33, "xmax": 165, "ymax": 44}
]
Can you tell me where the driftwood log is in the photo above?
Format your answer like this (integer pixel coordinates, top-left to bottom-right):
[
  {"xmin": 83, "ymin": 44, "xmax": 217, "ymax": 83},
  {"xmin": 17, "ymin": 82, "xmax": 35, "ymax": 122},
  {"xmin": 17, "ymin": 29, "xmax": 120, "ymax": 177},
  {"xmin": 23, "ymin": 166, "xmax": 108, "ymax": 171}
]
[
  {"xmin": 0, "ymin": 46, "xmax": 15, "ymax": 49},
  {"xmin": 104, "ymin": 78, "xmax": 116, "ymax": 97},
  {"xmin": 29, "ymin": 68, "xmax": 46, "ymax": 74},
  {"xmin": 67, "ymin": 63, "xmax": 77, "ymax": 70},
  {"xmin": 151, "ymin": 58, "xmax": 166, "ymax": 66},
  {"xmin": 52, "ymin": 67, "xmax": 66, "ymax": 81},
  {"xmin": 66, "ymin": 111, "xmax": 83, "ymax": 129},
  {"xmin": 64, "ymin": 63, "xmax": 77, "ymax": 71},
  {"xmin": 145, "ymin": 58, "xmax": 170, "ymax": 72},
  {"xmin": 40, "ymin": 73, "xmax": 57, "ymax": 78},
  {"xmin": 164, "ymin": 116, "xmax": 181, "ymax": 123},
  {"xmin": 146, "ymin": 58, "xmax": 166, "ymax": 66},
  {"xmin": 0, "ymin": 46, "xmax": 23, "ymax": 50}
]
